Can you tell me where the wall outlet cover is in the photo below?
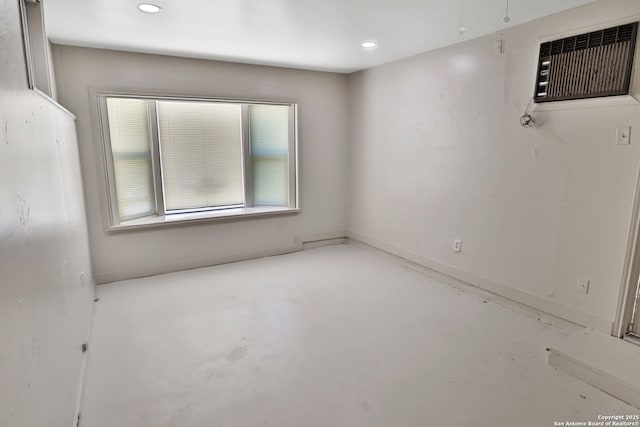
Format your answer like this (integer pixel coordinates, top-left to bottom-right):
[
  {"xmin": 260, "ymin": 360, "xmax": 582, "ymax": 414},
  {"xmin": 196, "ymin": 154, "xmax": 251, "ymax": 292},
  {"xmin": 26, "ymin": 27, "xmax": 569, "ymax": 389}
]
[
  {"xmin": 577, "ymin": 277, "xmax": 590, "ymax": 295},
  {"xmin": 617, "ymin": 126, "xmax": 631, "ymax": 145}
]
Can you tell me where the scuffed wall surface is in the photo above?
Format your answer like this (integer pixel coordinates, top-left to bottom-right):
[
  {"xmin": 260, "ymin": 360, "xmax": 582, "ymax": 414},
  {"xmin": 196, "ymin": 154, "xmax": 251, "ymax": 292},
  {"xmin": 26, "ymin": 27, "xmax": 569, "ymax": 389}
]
[
  {"xmin": 0, "ymin": 0, "xmax": 94, "ymax": 426},
  {"xmin": 347, "ymin": 0, "xmax": 640, "ymax": 329}
]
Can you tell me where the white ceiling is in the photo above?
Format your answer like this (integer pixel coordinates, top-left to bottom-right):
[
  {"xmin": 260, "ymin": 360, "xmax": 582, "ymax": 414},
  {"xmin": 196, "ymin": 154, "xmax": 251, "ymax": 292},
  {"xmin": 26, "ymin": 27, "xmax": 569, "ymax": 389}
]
[{"xmin": 44, "ymin": 0, "xmax": 595, "ymax": 73}]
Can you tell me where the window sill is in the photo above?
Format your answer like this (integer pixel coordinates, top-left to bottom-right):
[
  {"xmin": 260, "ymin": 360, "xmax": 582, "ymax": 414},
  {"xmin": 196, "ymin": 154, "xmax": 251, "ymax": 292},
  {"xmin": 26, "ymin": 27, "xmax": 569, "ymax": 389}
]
[
  {"xmin": 532, "ymin": 94, "xmax": 640, "ymax": 112},
  {"xmin": 107, "ymin": 206, "xmax": 300, "ymax": 233}
]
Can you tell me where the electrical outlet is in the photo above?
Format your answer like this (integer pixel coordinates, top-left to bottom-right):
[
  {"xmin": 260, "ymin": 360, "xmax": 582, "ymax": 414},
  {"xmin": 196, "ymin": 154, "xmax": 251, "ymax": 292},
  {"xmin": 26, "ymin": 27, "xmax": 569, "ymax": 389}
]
[
  {"xmin": 453, "ymin": 239, "xmax": 462, "ymax": 252},
  {"xmin": 577, "ymin": 277, "xmax": 590, "ymax": 295}
]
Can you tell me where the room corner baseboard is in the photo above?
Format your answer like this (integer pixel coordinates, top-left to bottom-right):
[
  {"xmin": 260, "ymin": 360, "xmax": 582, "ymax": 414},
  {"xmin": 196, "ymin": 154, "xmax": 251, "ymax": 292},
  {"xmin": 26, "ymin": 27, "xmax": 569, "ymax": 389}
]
[
  {"xmin": 302, "ymin": 237, "xmax": 347, "ymax": 250},
  {"xmin": 347, "ymin": 232, "xmax": 613, "ymax": 334},
  {"xmin": 297, "ymin": 231, "xmax": 348, "ymax": 249},
  {"xmin": 548, "ymin": 348, "xmax": 640, "ymax": 409}
]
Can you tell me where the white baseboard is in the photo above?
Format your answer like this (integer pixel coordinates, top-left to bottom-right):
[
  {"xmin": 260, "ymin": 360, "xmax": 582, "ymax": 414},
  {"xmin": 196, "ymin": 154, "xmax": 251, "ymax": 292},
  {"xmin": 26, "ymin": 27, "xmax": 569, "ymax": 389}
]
[
  {"xmin": 71, "ymin": 351, "xmax": 87, "ymax": 427},
  {"xmin": 548, "ymin": 348, "xmax": 640, "ymax": 409},
  {"xmin": 297, "ymin": 230, "xmax": 348, "ymax": 245},
  {"xmin": 303, "ymin": 237, "xmax": 347, "ymax": 250},
  {"xmin": 94, "ymin": 243, "xmax": 303, "ymax": 284},
  {"xmin": 94, "ymin": 231, "xmax": 348, "ymax": 284},
  {"xmin": 348, "ymin": 232, "xmax": 613, "ymax": 333},
  {"xmin": 72, "ymin": 291, "xmax": 97, "ymax": 427}
]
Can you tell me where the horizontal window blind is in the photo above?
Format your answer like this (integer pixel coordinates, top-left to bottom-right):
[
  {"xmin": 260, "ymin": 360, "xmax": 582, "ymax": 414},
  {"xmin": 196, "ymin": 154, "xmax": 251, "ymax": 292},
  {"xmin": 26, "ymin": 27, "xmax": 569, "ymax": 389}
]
[
  {"xmin": 105, "ymin": 97, "xmax": 155, "ymax": 221},
  {"xmin": 157, "ymin": 101, "xmax": 244, "ymax": 212},
  {"xmin": 249, "ymin": 104, "xmax": 290, "ymax": 206}
]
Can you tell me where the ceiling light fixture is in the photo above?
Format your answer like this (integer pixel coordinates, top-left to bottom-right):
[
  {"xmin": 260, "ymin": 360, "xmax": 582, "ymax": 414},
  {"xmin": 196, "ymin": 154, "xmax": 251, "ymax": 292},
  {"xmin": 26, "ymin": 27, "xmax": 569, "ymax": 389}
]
[
  {"xmin": 138, "ymin": 3, "xmax": 162, "ymax": 13},
  {"xmin": 362, "ymin": 41, "xmax": 378, "ymax": 49},
  {"xmin": 458, "ymin": 0, "xmax": 466, "ymax": 34},
  {"xmin": 502, "ymin": 0, "xmax": 511, "ymax": 23}
]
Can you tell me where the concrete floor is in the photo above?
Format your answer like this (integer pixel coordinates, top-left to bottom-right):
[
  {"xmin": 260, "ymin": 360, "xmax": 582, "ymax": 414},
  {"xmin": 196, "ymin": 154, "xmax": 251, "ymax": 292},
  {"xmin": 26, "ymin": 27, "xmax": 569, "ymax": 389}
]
[{"xmin": 81, "ymin": 244, "xmax": 636, "ymax": 427}]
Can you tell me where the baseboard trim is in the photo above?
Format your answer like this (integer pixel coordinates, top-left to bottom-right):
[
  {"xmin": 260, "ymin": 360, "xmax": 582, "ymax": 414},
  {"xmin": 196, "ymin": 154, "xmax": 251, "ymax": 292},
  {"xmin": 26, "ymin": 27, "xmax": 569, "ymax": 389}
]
[
  {"xmin": 303, "ymin": 237, "xmax": 347, "ymax": 250},
  {"xmin": 71, "ymin": 351, "xmax": 87, "ymax": 427},
  {"xmin": 94, "ymin": 232, "xmax": 349, "ymax": 284},
  {"xmin": 347, "ymin": 232, "xmax": 613, "ymax": 333},
  {"xmin": 94, "ymin": 243, "xmax": 303, "ymax": 284},
  {"xmin": 548, "ymin": 348, "xmax": 640, "ymax": 409},
  {"xmin": 72, "ymin": 290, "xmax": 97, "ymax": 427}
]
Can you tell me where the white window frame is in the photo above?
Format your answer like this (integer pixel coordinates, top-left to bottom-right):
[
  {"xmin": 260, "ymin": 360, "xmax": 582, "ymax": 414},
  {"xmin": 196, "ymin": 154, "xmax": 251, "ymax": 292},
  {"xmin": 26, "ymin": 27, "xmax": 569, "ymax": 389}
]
[
  {"xmin": 91, "ymin": 89, "xmax": 300, "ymax": 233},
  {"xmin": 19, "ymin": 0, "xmax": 55, "ymax": 98}
]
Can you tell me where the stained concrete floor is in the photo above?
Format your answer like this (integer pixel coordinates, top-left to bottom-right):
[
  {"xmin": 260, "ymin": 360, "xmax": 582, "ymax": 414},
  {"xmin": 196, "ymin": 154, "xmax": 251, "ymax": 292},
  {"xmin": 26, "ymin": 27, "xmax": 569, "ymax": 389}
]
[{"xmin": 81, "ymin": 244, "xmax": 637, "ymax": 427}]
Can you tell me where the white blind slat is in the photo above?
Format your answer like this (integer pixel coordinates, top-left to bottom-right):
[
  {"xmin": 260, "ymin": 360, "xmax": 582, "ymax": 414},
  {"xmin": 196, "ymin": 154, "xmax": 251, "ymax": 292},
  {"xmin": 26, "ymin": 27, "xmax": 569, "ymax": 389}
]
[
  {"xmin": 249, "ymin": 104, "xmax": 290, "ymax": 206},
  {"xmin": 157, "ymin": 101, "xmax": 244, "ymax": 212},
  {"xmin": 106, "ymin": 97, "xmax": 155, "ymax": 221}
]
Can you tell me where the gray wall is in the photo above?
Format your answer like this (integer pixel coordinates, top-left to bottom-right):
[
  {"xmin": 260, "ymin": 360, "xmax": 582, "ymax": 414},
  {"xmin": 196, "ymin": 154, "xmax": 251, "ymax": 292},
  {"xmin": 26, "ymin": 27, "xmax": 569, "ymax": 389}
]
[
  {"xmin": 53, "ymin": 46, "xmax": 349, "ymax": 283},
  {"xmin": 347, "ymin": 0, "xmax": 640, "ymax": 332},
  {"xmin": 0, "ymin": 0, "xmax": 95, "ymax": 426}
]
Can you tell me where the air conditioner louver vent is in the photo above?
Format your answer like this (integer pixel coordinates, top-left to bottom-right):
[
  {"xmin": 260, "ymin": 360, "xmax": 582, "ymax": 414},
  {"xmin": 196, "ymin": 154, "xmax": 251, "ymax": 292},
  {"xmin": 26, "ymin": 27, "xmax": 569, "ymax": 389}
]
[{"xmin": 534, "ymin": 22, "xmax": 638, "ymax": 103}]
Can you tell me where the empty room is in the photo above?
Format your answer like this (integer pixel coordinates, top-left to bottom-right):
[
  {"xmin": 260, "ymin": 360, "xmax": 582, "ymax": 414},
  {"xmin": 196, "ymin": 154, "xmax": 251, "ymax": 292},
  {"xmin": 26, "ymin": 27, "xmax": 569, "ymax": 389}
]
[{"xmin": 4, "ymin": 0, "xmax": 640, "ymax": 425}]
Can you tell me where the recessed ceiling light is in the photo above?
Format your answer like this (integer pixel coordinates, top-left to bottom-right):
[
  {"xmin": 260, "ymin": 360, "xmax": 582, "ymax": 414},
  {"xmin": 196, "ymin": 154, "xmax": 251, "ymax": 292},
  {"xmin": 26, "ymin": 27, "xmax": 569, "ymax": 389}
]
[
  {"xmin": 138, "ymin": 3, "xmax": 162, "ymax": 13},
  {"xmin": 362, "ymin": 41, "xmax": 378, "ymax": 49}
]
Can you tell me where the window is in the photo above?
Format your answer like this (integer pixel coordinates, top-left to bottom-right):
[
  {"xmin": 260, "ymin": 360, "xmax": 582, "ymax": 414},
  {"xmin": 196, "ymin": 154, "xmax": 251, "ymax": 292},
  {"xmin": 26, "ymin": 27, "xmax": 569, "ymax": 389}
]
[
  {"xmin": 96, "ymin": 94, "xmax": 298, "ymax": 231},
  {"xmin": 19, "ymin": 0, "xmax": 55, "ymax": 98}
]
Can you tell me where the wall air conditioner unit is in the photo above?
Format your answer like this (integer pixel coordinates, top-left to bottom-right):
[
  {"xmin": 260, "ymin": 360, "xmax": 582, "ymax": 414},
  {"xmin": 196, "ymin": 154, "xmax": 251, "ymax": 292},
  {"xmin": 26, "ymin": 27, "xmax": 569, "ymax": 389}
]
[{"xmin": 534, "ymin": 22, "xmax": 638, "ymax": 103}]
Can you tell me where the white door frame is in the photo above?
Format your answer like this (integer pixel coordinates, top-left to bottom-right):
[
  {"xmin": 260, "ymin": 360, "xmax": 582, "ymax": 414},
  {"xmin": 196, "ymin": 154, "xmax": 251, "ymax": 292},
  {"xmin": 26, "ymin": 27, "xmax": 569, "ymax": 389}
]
[{"xmin": 614, "ymin": 164, "xmax": 640, "ymax": 337}]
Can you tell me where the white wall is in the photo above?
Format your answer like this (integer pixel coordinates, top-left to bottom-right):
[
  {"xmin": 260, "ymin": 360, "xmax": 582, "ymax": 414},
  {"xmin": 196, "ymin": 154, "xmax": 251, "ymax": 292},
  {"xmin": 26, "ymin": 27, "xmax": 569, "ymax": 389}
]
[
  {"xmin": 348, "ymin": 0, "xmax": 640, "ymax": 332},
  {"xmin": 53, "ymin": 46, "xmax": 349, "ymax": 284},
  {"xmin": 0, "ymin": 1, "xmax": 95, "ymax": 426}
]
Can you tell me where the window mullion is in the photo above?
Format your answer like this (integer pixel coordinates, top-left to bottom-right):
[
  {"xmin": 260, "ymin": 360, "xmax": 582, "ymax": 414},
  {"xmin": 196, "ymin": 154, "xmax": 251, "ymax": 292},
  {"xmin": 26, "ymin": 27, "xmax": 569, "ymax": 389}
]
[
  {"xmin": 148, "ymin": 100, "xmax": 166, "ymax": 216},
  {"xmin": 99, "ymin": 95, "xmax": 122, "ymax": 226},
  {"xmin": 288, "ymin": 104, "xmax": 297, "ymax": 208},
  {"xmin": 241, "ymin": 104, "xmax": 253, "ymax": 208}
]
